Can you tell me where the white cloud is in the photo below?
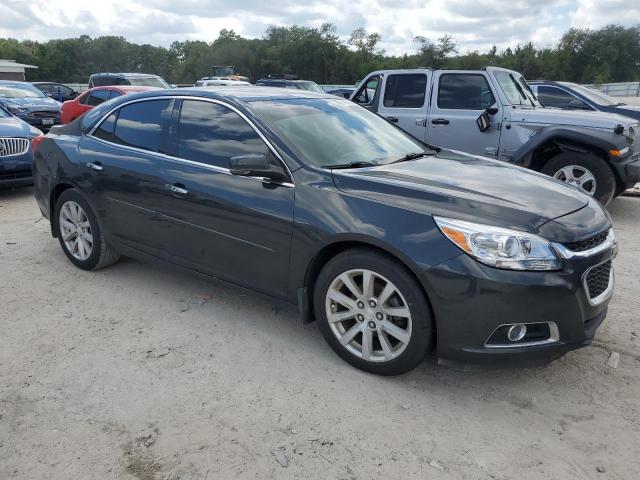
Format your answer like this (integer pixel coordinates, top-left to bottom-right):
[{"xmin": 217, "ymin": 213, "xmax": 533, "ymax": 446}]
[{"xmin": 0, "ymin": 0, "xmax": 637, "ymax": 55}]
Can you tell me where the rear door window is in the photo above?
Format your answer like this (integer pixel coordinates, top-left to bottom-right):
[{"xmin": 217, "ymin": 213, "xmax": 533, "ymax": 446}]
[
  {"xmin": 92, "ymin": 111, "xmax": 118, "ymax": 141},
  {"xmin": 111, "ymin": 99, "xmax": 173, "ymax": 153},
  {"xmin": 91, "ymin": 76, "xmax": 128, "ymax": 87},
  {"xmin": 537, "ymin": 86, "xmax": 575, "ymax": 108},
  {"xmin": 176, "ymin": 100, "xmax": 268, "ymax": 169},
  {"xmin": 383, "ymin": 74, "xmax": 427, "ymax": 108},
  {"xmin": 87, "ymin": 90, "xmax": 111, "ymax": 106},
  {"xmin": 438, "ymin": 74, "xmax": 495, "ymax": 110}
]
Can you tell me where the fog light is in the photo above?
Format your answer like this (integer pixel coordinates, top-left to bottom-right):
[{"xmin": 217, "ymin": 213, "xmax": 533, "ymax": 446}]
[{"xmin": 507, "ymin": 324, "xmax": 527, "ymax": 342}]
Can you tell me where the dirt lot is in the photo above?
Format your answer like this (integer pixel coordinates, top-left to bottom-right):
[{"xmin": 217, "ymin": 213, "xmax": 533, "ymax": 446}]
[{"xmin": 1, "ymin": 187, "xmax": 639, "ymax": 480}]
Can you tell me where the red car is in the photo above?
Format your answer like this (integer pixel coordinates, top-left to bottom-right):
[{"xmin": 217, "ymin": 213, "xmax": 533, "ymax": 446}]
[{"xmin": 60, "ymin": 86, "xmax": 160, "ymax": 124}]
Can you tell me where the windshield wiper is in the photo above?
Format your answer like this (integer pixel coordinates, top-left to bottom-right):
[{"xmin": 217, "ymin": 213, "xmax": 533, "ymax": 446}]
[
  {"xmin": 391, "ymin": 151, "xmax": 436, "ymax": 164},
  {"xmin": 510, "ymin": 74, "xmax": 534, "ymax": 107},
  {"xmin": 326, "ymin": 161, "xmax": 377, "ymax": 169}
]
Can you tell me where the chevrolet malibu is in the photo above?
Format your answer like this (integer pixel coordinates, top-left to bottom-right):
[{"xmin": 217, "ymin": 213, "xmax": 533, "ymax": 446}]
[{"xmin": 32, "ymin": 88, "xmax": 617, "ymax": 375}]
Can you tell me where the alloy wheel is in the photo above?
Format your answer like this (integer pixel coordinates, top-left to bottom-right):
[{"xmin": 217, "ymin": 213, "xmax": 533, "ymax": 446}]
[
  {"xmin": 325, "ymin": 269, "xmax": 412, "ymax": 362},
  {"xmin": 553, "ymin": 165, "xmax": 597, "ymax": 196},
  {"xmin": 59, "ymin": 200, "xmax": 93, "ymax": 261}
]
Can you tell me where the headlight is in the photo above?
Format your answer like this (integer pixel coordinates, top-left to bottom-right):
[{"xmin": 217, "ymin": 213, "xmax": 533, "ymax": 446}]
[
  {"xmin": 6, "ymin": 105, "xmax": 27, "ymax": 114},
  {"xmin": 434, "ymin": 216, "xmax": 561, "ymax": 271}
]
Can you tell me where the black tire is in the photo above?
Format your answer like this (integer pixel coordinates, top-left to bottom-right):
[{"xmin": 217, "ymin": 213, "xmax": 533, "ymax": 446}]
[
  {"xmin": 313, "ymin": 248, "xmax": 434, "ymax": 375},
  {"xmin": 54, "ymin": 188, "xmax": 120, "ymax": 270},
  {"xmin": 541, "ymin": 152, "xmax": 616, "ymax": 205}
]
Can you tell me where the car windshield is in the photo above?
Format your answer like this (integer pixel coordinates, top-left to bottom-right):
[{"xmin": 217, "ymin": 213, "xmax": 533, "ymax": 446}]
[
  {"xmin": 493, "ymin": 71, "xmax": 541, "ymax": 107},
  {"xmin": 127, "ymin": 77, "xmax": 170, "ymax": 88},
  {"xmin": 250, "ymin": 98, "xmax": 430, "ymax": 168},
  {"xmin": 563, "ymin": 83, "xmax": 620, "ymax": 106},
  {"xmin": 297, "ymin": 81, "xmax": 323, "ymax": 93},
  {"xmin": 0, "ymin": 83, "xmax": 47, "ymax": 98}
]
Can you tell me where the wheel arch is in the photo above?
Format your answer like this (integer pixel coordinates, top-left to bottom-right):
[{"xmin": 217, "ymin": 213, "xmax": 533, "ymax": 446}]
[
  {"xmin": 49, "ymin": 182, "xmax": 77, "ymax": 237},
  {"xmin": 528, "ymin": 137, "xmax": 610, "ymax": 173},
  {"xmin": 299, "ymin": 237, "xmax": 436, "ymax": 333},
  {"xmin": 512, "ymin": 126, "xmax": 621, "ymax": 172}
]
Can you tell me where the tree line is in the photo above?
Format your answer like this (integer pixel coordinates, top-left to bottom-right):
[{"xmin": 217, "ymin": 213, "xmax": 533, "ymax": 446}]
[{"xmin": 1, "ymin": 23, "xmax": 638, "ymax": 85}]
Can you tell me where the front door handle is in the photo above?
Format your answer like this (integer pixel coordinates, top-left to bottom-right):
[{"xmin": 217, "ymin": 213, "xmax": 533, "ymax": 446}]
[
  {"xmin": 165, "ymin": 183, "xmax": 188, "ymax": 195},
  {"xmin": 386, "ymin": 116, "xmax": 399, "ymax": 123},
  {"xmin": 431, "ymin": 118, "xmax": 450, "ymax": 125},
  {"xmin": 86, "ymin": 162, "xmax": 103, "ymax": 172}
]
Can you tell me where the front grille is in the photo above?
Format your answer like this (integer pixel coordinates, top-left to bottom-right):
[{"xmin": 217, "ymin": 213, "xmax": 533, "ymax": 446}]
[
  {"xmin": 0, "ymin": 138, "xmax": 30, "ymax": 157},
  {"xmin": 0, "ymin": 169, "xmax": 32, "ymax": 181},
  {"xmin": 585, "ymin": 260, "xmax": 612, "ymax": 299},
  {"xmin": 563, "ymin": 231, "xmax": 609, "ymax": 252},
  {"xmin": 26, "ymin": 111, "xmax": 58, "ymax": 119}
]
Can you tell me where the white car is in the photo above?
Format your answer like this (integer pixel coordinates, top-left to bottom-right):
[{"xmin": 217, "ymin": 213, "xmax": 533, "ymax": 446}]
[{"xmin": 194, "ymin": 77, "xmax": 252, "ymax": 87}]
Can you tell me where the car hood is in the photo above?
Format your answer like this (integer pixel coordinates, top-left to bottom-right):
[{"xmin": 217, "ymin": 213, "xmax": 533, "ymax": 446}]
[
  {"xmin": 513, "ymin": 107, "xmax": 635, "ymax": 130},
  {"xmin": 331, "ymin": 150, "xmax": 601, "ymax": 238},
  {"xmin": 0, "ymin": 96, "xmax": 61, "ymax": 111},
  {"xmin": 0, "ymin": 115, "xmax": 40, "ymax": 137},
  {"xmin": 611, "ymin": 104, "xmax": 640, "ymax": 120}
]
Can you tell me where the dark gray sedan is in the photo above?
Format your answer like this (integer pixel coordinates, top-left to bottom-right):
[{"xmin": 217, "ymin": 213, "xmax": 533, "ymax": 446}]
[{"xmin": 32, "ymin": 87, "xmax": 617, "ymax": 374}]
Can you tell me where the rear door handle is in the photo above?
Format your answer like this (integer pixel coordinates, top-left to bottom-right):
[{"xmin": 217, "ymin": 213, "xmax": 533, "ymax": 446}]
[
  {"xmin": 386, "ymin": 116, "xmax": 399, "ymax": 123},
  {"xmin": 164, "ymin": 183, "xmax": 188, "ymax": 195},
  {"xmin": 86, "ymin": 162, "xmax": 103, "ymax": 172},
  {"xmin": 431, "ymin": 118, "xmax": 450, "ymax": 125}
]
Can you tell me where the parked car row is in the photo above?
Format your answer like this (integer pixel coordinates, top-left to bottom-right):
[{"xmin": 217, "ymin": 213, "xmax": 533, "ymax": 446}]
[{"xmin": 2, "ymin": 66, "xmax": 634, "ymax": 375}]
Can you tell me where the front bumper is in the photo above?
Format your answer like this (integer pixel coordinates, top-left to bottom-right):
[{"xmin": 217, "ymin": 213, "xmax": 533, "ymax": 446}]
[
  {"xmin": 0, "ymin": 151, "xmax": 33, "ymax": 187},
  {"xmin": 15, "ymin": 112, "xmax": 60, "ymax": 131},
  {"xmin": 422, "ymin": 236, "xmax": 616, "ymax": 365},
  {"xmin": 611, "ymin": 151, "xmax": 640, "ymax": 189}
]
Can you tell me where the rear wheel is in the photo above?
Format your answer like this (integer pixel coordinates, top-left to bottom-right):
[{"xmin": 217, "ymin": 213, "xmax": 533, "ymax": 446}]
[
  {"xmin": 55, "ymin": 189, "xmax": 120, "ymax": 270},
  {"xmin": 313, "ymin": 249, "xmax": 433, "ymax": 375},
  {"xmin": 541, "ymin": 152, "xmax": 616, "ymax": 205}
]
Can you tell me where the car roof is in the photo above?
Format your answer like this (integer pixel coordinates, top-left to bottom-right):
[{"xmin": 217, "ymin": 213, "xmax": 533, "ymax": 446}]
[
  {"xmin": 31, "ymin": 82, "xmax": 64, "ymax": 85},
  {"xmin": 90, "ymin": 73, "xmax": 162, "ymax": 78},
  {"xmin": 257, "ymin": 78, "xmax": 314, "ymax": 83},
  {"xmin": 87, "ymin": 85, "xmax": 161, "ymax": 93},
  {"xmin": 528, "ymin": 80, "xmax": 578, "ymax": 87},
  {"xmin": 81, "ymin": 86, "xmax": 336, "ymax": 130}
]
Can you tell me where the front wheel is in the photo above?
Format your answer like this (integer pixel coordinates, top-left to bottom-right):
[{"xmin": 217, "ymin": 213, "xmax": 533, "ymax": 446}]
[
  {"xmin": 314, "ymin": 249, "xmax": 434, "ymax": 375},
  {"xmin": 541, "ymin": 152, "xmax": 616, "ymax": 205},
  {"xmin": 55, "ymin": 188, "xmax": 120, "ymax": 270}
]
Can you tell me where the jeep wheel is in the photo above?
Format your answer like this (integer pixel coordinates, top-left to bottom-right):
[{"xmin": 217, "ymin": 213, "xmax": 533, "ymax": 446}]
[{"xmin": 541, "ymin": 152, "xmax": 616, "ymax": 205}]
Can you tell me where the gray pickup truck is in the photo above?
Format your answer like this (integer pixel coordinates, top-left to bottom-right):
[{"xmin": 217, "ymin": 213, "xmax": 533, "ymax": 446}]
[{"xmin": 350, "ymin": 67, "xmax": 639, "ymax": 204}]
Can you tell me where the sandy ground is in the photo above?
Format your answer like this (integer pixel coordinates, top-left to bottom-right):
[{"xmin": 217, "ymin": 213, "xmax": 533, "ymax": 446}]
[{"xmin": 1, "ymin": 187, "xmax": 639, "ymax": 480}]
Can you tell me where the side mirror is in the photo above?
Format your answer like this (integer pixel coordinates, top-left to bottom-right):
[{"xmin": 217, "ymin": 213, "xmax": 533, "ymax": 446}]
[
  {"xmin": 476, "ymin": 111, "xmax": 491, "ymax": 132},
  {"xmin": 486, "ymin": 106, "xmax": 499, "ymax": 115},
  {"xmin": 229, "ymin": 154, "xmax": 289, "ymax": 183}
]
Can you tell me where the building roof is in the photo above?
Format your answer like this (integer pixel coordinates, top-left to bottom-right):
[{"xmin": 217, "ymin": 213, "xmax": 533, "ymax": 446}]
[{"xmin": 0, "ymin": 60, "xmax": 38, "ymax": 72}]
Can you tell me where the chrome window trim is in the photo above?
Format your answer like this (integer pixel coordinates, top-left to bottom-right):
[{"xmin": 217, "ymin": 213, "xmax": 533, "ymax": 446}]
[
  {"xmin": 86, "ymin": 95, "xmax": 295, "ymax": 187},
  {"xmin": 484, "ymin": 322, "xmax": 560, "ymax": 349},
  {"xmin": 552, "ymin": 229, "xmax": 616, "ymax": 259},
  {"xmin": 582, "ymin": 258, "xmax": 615, "ymax": 307}
]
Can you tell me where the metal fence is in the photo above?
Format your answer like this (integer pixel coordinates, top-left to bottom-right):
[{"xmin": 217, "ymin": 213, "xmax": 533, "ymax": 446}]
[{"xmin": 585, "ymin": 82, "xmax": 640, "ymax": 97}]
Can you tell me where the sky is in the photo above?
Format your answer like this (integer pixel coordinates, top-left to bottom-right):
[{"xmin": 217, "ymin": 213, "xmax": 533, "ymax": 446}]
[{"xmin": 1, "ymin": 0, "xmax": 638, "ymax": 55}]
